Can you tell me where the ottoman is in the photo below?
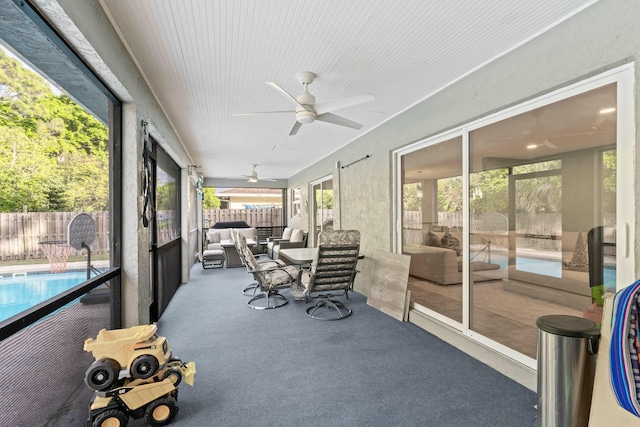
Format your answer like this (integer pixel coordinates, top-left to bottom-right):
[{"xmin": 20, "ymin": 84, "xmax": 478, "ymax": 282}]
[{"xmin": 203, "ymin": 249, "xmax": 224, "ymax": 269}]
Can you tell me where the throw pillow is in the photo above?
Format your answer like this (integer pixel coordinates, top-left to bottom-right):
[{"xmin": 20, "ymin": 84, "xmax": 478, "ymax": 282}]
[
  {"xmin": 424, "ymin": 231, "xmax": 442, "ymax": 247},
  {"xmin": 441, "ymin": 231, "xmax": 461, "ymax": 256}
]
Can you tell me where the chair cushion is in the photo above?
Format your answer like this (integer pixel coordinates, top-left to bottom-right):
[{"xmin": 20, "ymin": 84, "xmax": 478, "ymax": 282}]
[
  {"xmin": 203, "ymin": 249, "xmax": 224, "ymax": 259},
  {"xmin": 282, "ymin": 227, "xmax": 292, "ymax": 240},
  {"xmin": 207, "ymin": 228, "xmax": 233, "ymax": 243},
  {"xmin": 235, "ymin": 227, "xmax": 257, "ymax": 240},
  {"xmin": 290, "ymin": 229, "xmax": 304, "ymax": 242}
]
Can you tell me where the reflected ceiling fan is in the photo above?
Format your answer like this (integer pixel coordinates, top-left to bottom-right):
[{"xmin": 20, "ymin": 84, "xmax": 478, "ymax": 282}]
[
  {"xmin": 243, "ymin": 164, "xmax": 276, "ymax": 183},
  {"xmin": 523, "ymin": 111, "xmax": 558, "ymax": 150},
  {"xmin": 233, "ymin": 72, "xmax": 374, "ymax": 135}
]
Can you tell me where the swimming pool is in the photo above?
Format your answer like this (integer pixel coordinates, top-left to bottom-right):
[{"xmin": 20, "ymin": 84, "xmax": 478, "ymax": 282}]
[
  {"xmin": 473, "ymin": 252, "xmax": 617, "ymax": 286},
  {"xmin": 0, "ymin": 272, "xmax": 87, "ymax": 323}
]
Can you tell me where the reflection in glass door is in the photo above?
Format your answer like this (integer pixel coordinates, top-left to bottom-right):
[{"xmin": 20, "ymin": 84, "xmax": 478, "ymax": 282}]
[
  {"xmin": 512, "ymin": 163, "xmax": 563, "ymax": 279},
  {"xmin": 401, "ymin": 136, "xmax": 463, "ymax": 324},
  {"xmin": 311, "ymin": 177, "xmax": 333, "ymax": 245},
  {"xmin": 469, "ymin": 84, "xmax": 618, "ymax": 359},
  {"xmin": 397, "ymin": 78, "xmax": 626, "ymax": 362}
]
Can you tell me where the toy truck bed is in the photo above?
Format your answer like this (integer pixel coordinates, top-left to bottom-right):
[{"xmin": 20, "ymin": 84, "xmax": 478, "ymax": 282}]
[{"xmin": 84, "ymin": 325, "xmax": 158, "ymax": 359}]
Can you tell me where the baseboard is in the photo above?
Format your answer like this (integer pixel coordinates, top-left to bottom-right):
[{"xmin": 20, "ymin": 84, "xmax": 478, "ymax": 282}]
[{"xmin": 408, "ymin": 308, "xmax": 537, "ymax": 391}]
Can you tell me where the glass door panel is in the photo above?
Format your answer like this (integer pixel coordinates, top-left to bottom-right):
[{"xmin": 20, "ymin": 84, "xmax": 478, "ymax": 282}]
[
  {"xmin": 311, "ymin": 178, "xmax": 333, "ymax": 244},
  {"xmin": 402, "ymin": 136, "xmax": 463, "ymax": 323},
  {"xmin": 469, "ymin": 84, "xmax": 617, "ymax": 359}
]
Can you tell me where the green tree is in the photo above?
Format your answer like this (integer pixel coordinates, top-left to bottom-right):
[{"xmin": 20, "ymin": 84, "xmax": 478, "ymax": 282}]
[
  {"xmin": 403, "ymin": 183, "xmax": 420, "ymax": 211},
  {"xmin": 0, "ymin": 126, "xmax": 54, "ymax": 210},
  {"xmin": 602, "ymin": 149, "xmax": 616, "ymax": 216},
  {"xmin": 0, "ymin": 48, "xmax": 109, "ymax": 212},
  {"xmin": 470, "ymin": 169, "xmax": 509, "ymax": 214},
  {"xmin": 315, "ymin": 189, "xmax": 333, "ymax": 209},
  {"xmin": 202, "ymin": 187, "xmax": 220, "ymax": 209},
  {"xmin": 438, "ymin": 176, "xmax": 463, "ymax": 212}
]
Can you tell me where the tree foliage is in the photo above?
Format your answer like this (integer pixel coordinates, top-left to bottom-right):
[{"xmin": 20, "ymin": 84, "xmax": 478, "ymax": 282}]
[
  {"xmin": 315, "ymin": 189, "xmax": 333, "ymax": 209},
  {"xmin": 202, "ymin": 187, "xmax": 220, "ymax": 209},
  {"xmin": 0, "ymin": 48, "xmax": 108, "ymax": 212}
]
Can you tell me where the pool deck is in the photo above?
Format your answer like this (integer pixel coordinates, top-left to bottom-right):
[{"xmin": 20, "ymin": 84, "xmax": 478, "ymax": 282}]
[{"xmin": 0, "ymin": 260, "xmax": 110, "ymax": 277}]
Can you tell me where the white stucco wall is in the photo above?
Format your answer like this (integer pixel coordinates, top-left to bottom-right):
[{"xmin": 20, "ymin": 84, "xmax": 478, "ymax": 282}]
[
  {"xmin": 289, "ymin": 0, "xmax": 640, "ymax": 293},
  {"xmin": 287, "ymin": 0, "xmax": 640, "ymax": 388}
]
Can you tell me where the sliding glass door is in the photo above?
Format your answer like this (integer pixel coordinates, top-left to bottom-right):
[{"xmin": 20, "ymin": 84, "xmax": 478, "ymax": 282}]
[
  {"xmin": 310, "ymin": 176, "xmax": 333, "ymax": 245},
  {"xmin": 401, "ymin": 136, "xmax": 463, "ymax": 324},
  {"xmin": 396, "ymin": 68, "xmax": 633, "ymax": 364}
]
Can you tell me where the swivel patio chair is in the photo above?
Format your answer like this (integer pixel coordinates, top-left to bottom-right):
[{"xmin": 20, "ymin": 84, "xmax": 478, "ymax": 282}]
[
  {"xmin": 235, "ymin": 232, "xmax": 285, "ymax": 296},
  {"xmin": 242, "ymin": 246, "xmax": 300, "ymax": 310},
  {"xmin": 299, "ymin": 230, "xmax": 360, "ymax": 320}
]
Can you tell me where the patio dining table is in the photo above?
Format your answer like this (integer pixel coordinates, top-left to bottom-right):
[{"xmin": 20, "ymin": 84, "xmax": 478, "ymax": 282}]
[
  {"xmin": 277, "ymin": 247, "xmax": 317, "ymax": 300},
  {"xmin": 278, "ymin": 247, "xmax": 316, "ymax": 267}
]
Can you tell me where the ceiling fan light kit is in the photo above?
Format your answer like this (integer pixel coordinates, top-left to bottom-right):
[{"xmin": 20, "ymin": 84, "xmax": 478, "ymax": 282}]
[
  {"xmin": 241, "ymin": 164, "xmax": 276, "ymax": 183},
  {"xmin": 296, "ymin": 110, "xmax": 316, "ymax": 123}
]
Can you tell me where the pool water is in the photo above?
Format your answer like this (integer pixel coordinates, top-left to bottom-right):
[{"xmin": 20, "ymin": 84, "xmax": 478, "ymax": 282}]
[
  {"xmin": 474, "ymin": 252, "xmax": 617, "ymax": 286},
  {"xmin": 0, "ymin": 272, "xmax": 87, "ymax": 323}
]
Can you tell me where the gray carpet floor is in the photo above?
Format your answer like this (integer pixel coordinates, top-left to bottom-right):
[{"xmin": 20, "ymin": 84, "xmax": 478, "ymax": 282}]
[{"xmin": 136, "ymin": 263, "xmax": 537, "ymax": 427}]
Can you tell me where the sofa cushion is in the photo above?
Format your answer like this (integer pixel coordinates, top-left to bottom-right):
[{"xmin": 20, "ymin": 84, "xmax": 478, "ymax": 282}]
[
  {"xmin": 441, "ymin": 231, "xmax": 461, "ymax": 256},
  {"xmin": 424, "ymin": 231, "xmax": 442, "ymax": 247}
]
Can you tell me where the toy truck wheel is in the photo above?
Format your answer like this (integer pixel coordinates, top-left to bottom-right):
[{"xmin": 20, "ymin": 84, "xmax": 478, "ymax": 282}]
[
  {"xmin": 161, "ymin": 367, "xmax": 182, "ymax": 386},
  {"xmin": 130, "ymin": 354, "xmax": 159, "ymax": 379},
  {"xmin": 144, "ymin": 396, "xmax": 178, "ymax": 426},
  {"xmin": 85, "ymin": 358, "xmax": 120, "ymax": 391},
  {"xmin": 92, "ymin": 408, "xmax": 128, "ymax": 427}
]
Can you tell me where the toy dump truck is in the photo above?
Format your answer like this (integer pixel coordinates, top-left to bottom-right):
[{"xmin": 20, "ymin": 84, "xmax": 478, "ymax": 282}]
[
  {"xmin": 87, "ymin": 361, "xmax": 195, "ymax": 427},
  {"xmin": 84, "ymin": 324, "xmax": 172, "ymax": 391},
  {"xmin": 84, "ymin": 325, "xmax": 196, "ymax": 427}
]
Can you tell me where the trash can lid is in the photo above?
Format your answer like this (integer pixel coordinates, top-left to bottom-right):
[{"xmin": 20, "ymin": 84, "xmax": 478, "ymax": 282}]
[{"xmin": 536, "ymin": 315, "xmax": 600, "ymax": 338}]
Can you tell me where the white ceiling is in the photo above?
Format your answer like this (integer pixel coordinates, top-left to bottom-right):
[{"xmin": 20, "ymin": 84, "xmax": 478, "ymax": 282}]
[{"xmin": 98, "ymin": 0, "xmax": 598, "ymax": 182}]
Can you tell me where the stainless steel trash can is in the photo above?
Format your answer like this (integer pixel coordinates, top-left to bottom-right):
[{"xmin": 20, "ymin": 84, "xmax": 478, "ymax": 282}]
[{"xmin": 536, "ymin": 315, "xmax": 600, "ymax": 427}]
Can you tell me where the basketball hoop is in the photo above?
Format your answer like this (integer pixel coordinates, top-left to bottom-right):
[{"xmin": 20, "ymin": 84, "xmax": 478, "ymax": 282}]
[{"xmin": 39, "ymin": 241, "xmax": 73, "ymax": 273}]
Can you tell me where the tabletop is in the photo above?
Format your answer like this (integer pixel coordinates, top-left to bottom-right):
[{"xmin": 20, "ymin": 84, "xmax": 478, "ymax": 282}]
[{"xmin": 278, "ymin": 247, "xmax": 316, "ymax": 264}]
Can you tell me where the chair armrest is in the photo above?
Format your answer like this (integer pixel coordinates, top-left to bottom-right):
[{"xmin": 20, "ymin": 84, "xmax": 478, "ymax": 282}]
[
  {"xmin": 279, "ymin": 241, "xmax": 305, "ymax": 250},
  {"xmin": 268, "ymin": 237, "xmax": 290, "ymax": 244}
]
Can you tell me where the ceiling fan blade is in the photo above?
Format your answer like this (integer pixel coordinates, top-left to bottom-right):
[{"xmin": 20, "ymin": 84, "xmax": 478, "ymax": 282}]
[
  {"xmin": 266, "ymin": 82, "xmax": 310, "ymax": 111},
  {"xmin": 313, "ymin": 94, "xmax": 374, "ymax": 115},
  {"xmin": 316, "ymin": 112, "xmax": 363, "ymax": 130},
  {"xmin": 232, "ymin": 110, "xmax": 294, "ymax": 116},
  {"xmin": 289, "ymin": 121, "xmax": 303, "ymax": 136}
]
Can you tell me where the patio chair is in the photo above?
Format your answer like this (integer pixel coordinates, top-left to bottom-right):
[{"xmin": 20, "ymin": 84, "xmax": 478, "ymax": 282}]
[
  {"xmin": 242, "ymin": 246, "xmax": 300, "ymax": 310},
  {"xmin": 299, "ymin": 230, "xmax": 360, "ymax": 320},
  {"xmin": 235, "ymin": 233, "xmax": 285, "ymax": 296}
]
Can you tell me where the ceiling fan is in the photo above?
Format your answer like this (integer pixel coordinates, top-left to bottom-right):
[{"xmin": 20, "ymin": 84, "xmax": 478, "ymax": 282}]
[
  {"xmin": 243, "ymin": 164, "xmax": 276, "ymax": 183},
  {"xmin": 233, "ymin": 72, "xmax": 374, "ymax": 136}
]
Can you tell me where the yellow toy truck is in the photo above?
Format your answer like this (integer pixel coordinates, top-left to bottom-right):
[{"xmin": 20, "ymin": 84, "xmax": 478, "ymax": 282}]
[
  {"xmin": 83, "ymin": 325, "xmax": 196, "ymax": 426},
  {"xmin": 87, "ymin": 359, "xmax": 195, "ymax": 427},
  {"xmin": 84, "ymin": 324, "xmax": 171, "ymax": 391}
]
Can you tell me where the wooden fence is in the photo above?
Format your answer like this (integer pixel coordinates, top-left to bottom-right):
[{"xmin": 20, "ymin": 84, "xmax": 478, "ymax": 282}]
[
  {"xmin": 0, "ymin": 208, "xmax": 284, "ymax": 261},
  {"xmin": 202, "ymin": 208, "xmax": 282, "ymax": 229},
  {"xmin": 0, "ymin": 212, "xmax": 110, "ymax": 261}
]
